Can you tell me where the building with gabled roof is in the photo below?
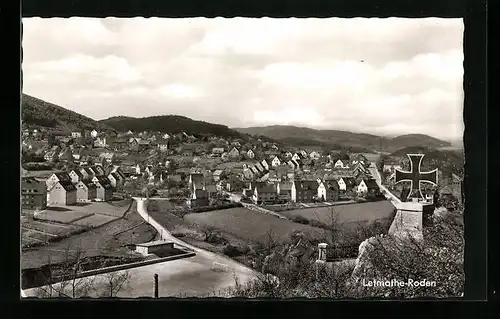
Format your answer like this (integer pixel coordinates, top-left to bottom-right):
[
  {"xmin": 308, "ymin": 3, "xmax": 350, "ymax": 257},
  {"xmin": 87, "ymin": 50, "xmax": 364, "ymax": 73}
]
[
  {"xmin": 356, "ymin": 179, "xmax": 380, "ymax": 195},
  {"xmin": 46, "ymin": 172, "xmax": 72, "ymax": 190},
  {"xmin": 48, "ymin": 180, "xmax": 77, "ymax": 206},
  {"xmin": 75, "ymin": 179, "xmax": 97, "ymax": 202},
  {"xmin": 291, "ymin": 180, "xmax": 319, "ymax": 202},
  {"xmin": 93, "ymin": 176, "xmax": 114, "ymax": 201},
  {"xmin": 253, "ymin": 184, "xmax": 277, "ymax": 204},
  {"xmin": 317, "ymin": 179, "xmax": 340, "ymax": 202}
]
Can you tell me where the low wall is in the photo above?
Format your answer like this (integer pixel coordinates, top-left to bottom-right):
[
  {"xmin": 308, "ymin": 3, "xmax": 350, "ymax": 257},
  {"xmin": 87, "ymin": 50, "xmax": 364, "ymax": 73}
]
[{"xmin": 55, "ymin": 251, "xmax": 196, "ymax": 283}]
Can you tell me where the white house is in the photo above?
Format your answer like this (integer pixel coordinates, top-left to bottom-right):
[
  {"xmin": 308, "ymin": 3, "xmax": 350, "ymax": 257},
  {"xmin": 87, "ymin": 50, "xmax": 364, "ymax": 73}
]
[
  {"xmin": 292, "ymin": 153, "xmax": 302, "ymax": 161},
  {"xmin": 284, "ymin": 151, "xmax": 293, "ymax": 158},
  {"xmin": 90, "ymin": 130, "xmax": 98, "ymax": 138},
  {"xmin": 71, "ymin": 131, "xmax": 82, "ymax": 138},
  {"xmin": 246, "ymin": 149, "xmax": 255, "ymax": 159},
  {"xmin": 334, "ymin": 159, "xmax": 348, "ymax": 169},
  {"xmin": 94, "ymin": 136, "xmax": 107, "ymax": 148},
  {"xmin": 309, "ymin": 151, "xmax": 321, "ymax": 160},
  {"xmin": 299, "ymin": 150, "xmax": 308, "ymax": 158},
  {"xmin": 162, "ymin": 133, "xmax": 170, "ymax": 139},
  {"xmin": 271, "ymin": 156, "xmax": 281, "ymax": 167},
  {"xmin": 135, "ymin": 164, "xmax": 141, "ymax": 175}
]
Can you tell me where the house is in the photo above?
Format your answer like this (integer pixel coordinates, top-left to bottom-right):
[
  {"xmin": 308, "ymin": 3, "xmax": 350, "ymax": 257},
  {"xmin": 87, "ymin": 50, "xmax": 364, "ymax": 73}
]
[
  {"xmin": 48, "ymin": 180, "xmax": 77, "ymax": 206},
  {"xmin": 212, "ymin": 170, "xmax": 224, "ymax": 182},
  {"xmin": 309, "ymin": 151, "xmax": 321, "ymax": 160},
  {"xmin": 228, "ymin": 147, "xmax": 240, "ymax": 159},
  {"xmin": 79, "ymin": 167, "xmax": 95, "ymax": 181},
  {"xmin": 75, "ymin": 180, "xmax": 97, "ymax": 202},
  {"xmin": 333, "ymin": 159, "xmax": 348, "ymax": 169},
  {"xmin": 243, "ymin": 168, "xmax": 255, "ymax": 180},
  {"xmin": 246, "ymin": 149, "xmax": 255, "ymax": 159},
  {"xmin": 189, "ymin": 173, "xmax": 204, "ymax": 189},
  {"xmin": 253, "ymin": 184, "xmax": 277, "ymax": 204},
  {"xmin": 99, "ymin": 152, "xmax": 115, "ymax": 164},
  {"xmin": 157, "ymin": 139, "xmax": 169, "ymax": 152},
  {"xmin": 212, "ymin": 147, "xmax": 225, "ymax": 155},
  {"xmin": 276, "ymin": 181, "xmax": 293, "ymax": 201},
  {"xmin": 317, "ymin": 180, "xmax": 340, "ymax": 202},
  {"xmin": 107, "ymin": 172, "xmax": 123, "ymax": 189},
  {"xmin": 357, "ymin": 179, "xmax": 380, "ymax": 195},
  {"xmin": 46, "ymin": 172, "xmax": 72, "ymax": 190},
  {"xmin": 90, "ymin": 130, "xmax": 99, "ymax": 138},
  {"xmin": 383, "ymin": 159, "xmax": 402, "ymax": 173},
  {"xmin": 284, "ymin": 151, "xmax": 293, "ymax": 158},
  {"xmin": 43, "ymin": 151, "xmax": 58, "ymax": 162},
  {"xmin": 191, "ymin": 189, "xmax": 209, "ymax": 207},
  {"xmin": 110, "ymin": 137, "xmax": 129, "ymax": 151},
  {"xmin": 271, "ymin": 156, "xmax": 281, "ymax": 167},
  {"xmin": 337, "ymin": 177, "xmax": 356, "ymax": 192},
  {"xmin": 288, "ymin": 159, "xmax": 302, "ymax": 170},
  {"xmin": 268, "ymin": 170, "xmax": 280, "ymax": 183},
  {"xmin": 291, "ymin": 180, "xmax": 319, "ymax": 202},
  {"xmin": 89, "ymin": 165, "xmax": 105, "ymax": 176},
  {"xmin": 93, "ymin": 136, "xmax": 108, "ymax": 148},
  {"xmin": 261, "ymin": 159, "xmax": 270, "ymax": 171},
  {"xmin": 299, "ymin": 150, "xmax": 308, "ymax": 158},
  {"xmin": 292, "ymin": 153, "xmax": 304, "ymax": 161},
  {"xmin": 69, "ymin": 169, "xmax": 84, "ymax": 184},
  {"xmin": 162, "ymin": 133, "xmax": 171, "ymax": 139},
  {"xmin": 71, "ymin": 131, "xmax": 83, "ymax": 139},
  {"xmin": 21, "ymin": 177, "xmax": 47, "ymax": 210},
  {"xmin": 93, "ymin": 176, "xmax": 114, "ymax": 202}
]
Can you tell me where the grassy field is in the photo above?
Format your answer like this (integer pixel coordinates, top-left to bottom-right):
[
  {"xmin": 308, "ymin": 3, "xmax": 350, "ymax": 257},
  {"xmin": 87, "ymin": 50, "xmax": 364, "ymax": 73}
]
[
  {"xmin": 277, "ymin": 201, "xmax": 396, "ymax": 226},
  {"xmin": 183, "ymin": 207, "xmax": 325, "ymax": 245},
  {"xmin": 21, "ymin": 203, "xmax": 157, "ymax": 270},
  {"xmin": 22, "ymin": 220, "xmax": 82, "ymax": 236},
  {"xmin": 72, "ymin": 214, "xmax": 119, "ymax": 227},
  {"xmin": 35, "ymin": 209, "xmax": 93, "ymax": 224}
]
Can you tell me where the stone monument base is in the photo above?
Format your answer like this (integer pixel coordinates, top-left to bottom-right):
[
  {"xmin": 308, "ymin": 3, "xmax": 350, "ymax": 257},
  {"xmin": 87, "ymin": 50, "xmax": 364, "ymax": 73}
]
[{"xmin": 388, "ymin": 201, "xmax": 434, "ymax": 240}]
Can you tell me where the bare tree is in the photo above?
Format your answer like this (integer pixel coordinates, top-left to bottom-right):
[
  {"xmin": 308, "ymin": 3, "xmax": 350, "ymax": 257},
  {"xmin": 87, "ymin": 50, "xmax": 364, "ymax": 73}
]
[{"xmin": 98, "ymin": 270, "xmax": 132, "ymax": 297}]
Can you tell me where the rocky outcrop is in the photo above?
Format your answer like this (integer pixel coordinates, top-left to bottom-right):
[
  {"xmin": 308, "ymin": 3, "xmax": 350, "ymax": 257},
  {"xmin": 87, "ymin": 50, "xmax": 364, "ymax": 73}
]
[{"xmin": 351, "ymin": 235, "xmax": 382, "ymax": 279}]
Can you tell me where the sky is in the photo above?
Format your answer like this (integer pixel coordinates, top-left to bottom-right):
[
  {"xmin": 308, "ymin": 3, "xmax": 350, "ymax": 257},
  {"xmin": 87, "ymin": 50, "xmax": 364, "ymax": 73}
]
[{"xmin": 22, "ymin": 17, "xmax": 464, "ymax": 141}]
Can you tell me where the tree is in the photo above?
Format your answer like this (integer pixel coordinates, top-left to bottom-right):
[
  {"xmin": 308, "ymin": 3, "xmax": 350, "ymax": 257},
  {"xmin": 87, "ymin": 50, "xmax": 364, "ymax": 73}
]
[
  {"xmin": 357, "ymin": 210, "xmax": 464, "ymax": 298},
  {"xmin": 32, "ymin": 244, "xmax": 96, "ymax": 298},
  {"xmin": 97, "ymin": 270, "xmax": 132, "ymax": 297}
]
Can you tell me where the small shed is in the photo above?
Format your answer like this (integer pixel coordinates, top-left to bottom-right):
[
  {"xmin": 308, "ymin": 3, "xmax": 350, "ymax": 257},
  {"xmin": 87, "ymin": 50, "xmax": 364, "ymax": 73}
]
[{"xmin": 135, "ymin": 240, "xmax": 175, "ymax": 256}]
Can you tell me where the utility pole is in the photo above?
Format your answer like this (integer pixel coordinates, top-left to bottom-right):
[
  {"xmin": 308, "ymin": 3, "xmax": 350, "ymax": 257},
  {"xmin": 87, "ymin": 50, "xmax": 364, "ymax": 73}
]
[{"xmin": 154, "ymin": 274, "xmax": 159, "ymax": 298}]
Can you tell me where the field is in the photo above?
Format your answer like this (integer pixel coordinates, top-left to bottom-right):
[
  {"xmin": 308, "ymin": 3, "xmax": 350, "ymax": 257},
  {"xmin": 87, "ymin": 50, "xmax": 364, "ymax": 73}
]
[
  {"xmin": 277, "ymin": 201, "xmax": 396, "ymax": 226},
  {"xmin": 22, "ymin": 203, "xmax": 158, "ymax": 270},
  {"xmin": 183, "ymin": 207, "xmax": 325, "ymax": 245},
  {"xmin": 35, "ymin": 208, "xmax": 93, "ymax": 224},
  {"xmin": 34, "ymin": 200, "xmax": 132, "ymax": 225}
]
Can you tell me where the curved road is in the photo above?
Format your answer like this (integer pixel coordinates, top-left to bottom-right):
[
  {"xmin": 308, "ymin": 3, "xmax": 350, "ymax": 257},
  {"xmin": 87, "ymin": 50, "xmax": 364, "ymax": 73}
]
[
  {"xmin": 134, "ymin": 197, "xmax": 258, "ymax": 274},
  {"xmin": 23, "ymin": 199, "xmax": 259, "ymax": 298}
]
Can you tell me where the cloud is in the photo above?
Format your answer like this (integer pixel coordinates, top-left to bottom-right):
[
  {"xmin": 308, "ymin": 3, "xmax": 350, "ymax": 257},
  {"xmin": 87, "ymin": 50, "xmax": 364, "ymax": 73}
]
[{"xmin": 22, "ymin": 17, "xmax": 464, "ymax": 140}]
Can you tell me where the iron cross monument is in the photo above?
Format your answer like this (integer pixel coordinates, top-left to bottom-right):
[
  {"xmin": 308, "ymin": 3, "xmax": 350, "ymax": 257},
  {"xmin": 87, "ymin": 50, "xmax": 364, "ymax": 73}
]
[{"xmin": 394, "ymin": 153, "xmax": 438, "ymax": 202}]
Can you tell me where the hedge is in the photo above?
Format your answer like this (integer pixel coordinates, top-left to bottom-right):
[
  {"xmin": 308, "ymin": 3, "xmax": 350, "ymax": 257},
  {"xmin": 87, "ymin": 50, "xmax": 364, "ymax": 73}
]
[{"xmin": 190, "ymin": 202, "xmax": 243, "ymax": 213}]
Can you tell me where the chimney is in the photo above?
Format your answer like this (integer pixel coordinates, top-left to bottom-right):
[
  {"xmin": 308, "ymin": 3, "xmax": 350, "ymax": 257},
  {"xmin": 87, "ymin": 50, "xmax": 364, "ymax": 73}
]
[{"xmin": 318, "ymin": 243, "xmax": 328, "ymax": 262}]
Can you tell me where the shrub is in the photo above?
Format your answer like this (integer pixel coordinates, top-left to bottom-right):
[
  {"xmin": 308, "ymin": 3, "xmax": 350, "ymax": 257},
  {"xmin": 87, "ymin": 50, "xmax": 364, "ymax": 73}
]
[{"xmin": 223, "ymin": 244, "xmax": 251, "ymax": 257}]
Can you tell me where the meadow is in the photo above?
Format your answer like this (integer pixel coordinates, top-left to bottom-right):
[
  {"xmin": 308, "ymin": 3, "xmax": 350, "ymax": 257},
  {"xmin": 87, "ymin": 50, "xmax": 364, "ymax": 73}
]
[
  {"xmin": 183, "ymin": 207, "xmax": 325, "ymax": 245},
  {"xmin": 277, "ymin": 200, "xmax": 396, "ymax": 226}
]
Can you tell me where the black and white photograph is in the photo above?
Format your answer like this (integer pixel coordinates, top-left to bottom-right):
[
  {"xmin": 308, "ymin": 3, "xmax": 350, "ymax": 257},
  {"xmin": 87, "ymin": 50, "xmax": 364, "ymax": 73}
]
[{"xmin": 21, "ymin": 17, "xmax": 465, "ymax": 299}]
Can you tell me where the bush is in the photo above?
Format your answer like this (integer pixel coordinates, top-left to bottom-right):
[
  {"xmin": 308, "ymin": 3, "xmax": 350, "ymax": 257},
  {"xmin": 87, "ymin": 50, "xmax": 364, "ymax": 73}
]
[
  {"xmin": 191, "ymin": 202, "xmax": 243, "ymax": 213},
  {"xmin": 291, "ymin": 215, "xmax": 310, "ymax": 225},
  {"xmin": 223, "ymin": 244, "xmax": 251, "ymax": 257}
]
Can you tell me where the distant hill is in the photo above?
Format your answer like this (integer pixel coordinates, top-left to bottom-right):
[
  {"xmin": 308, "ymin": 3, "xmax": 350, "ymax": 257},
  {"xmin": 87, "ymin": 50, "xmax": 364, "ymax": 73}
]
[
  {"xmin": 21, "ymin": 94, "xmax": 113, "ymax": 133},
  {"xmin": 233, "ymin": 125, "xmax": 452, "ymax": 152},
  {"xmin": 100, "ymin": 115, "xmax": 245, "ymax": 139}
]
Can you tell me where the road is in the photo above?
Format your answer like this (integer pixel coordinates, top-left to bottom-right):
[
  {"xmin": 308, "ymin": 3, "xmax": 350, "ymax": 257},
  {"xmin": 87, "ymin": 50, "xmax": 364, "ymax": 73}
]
[
  {"xmin": 368, "ymin": 165, "xmax": 401, "ymax": 205},
  {"xmin": 23, "ymin": 198, "xmax": 258, "ymax": 298}
]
